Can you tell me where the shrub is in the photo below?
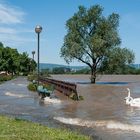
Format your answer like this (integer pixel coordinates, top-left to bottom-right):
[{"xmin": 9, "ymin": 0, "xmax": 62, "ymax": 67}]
[
  {"xmin": 69, "ymin": 93, "xmax": 84, "ymax": 101},
  {"xmin": 43, "ymin": 84, "xmax": 55, "ymax": 91},
  {"xmin": 78, "ymin": 95, "xmax": 84, "ymax": 100},
  {"xmin": 69, "ymin": 93, "xmax": 78, "ymax": 100},
  {"xmin": 27, "ymin": 74, "xmax": 37, "ymax": 81},
  {"xmin": 27, "ymin": 83, "xmax": 37, "ymax": 91},
  {"xmin": 0, "ymin": 75, "xmax": 12, "ymax": 81}
]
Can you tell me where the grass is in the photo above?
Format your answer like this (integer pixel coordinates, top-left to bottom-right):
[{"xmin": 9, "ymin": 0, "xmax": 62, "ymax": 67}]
[{"xmin": 0, "ymin": 115, "xmax": 91, "ymax": 140}]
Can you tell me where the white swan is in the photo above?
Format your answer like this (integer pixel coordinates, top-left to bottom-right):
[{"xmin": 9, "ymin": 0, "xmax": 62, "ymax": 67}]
[{"xmin": 125, "ymin": 88, "xmax": 140, "ymax": 107}]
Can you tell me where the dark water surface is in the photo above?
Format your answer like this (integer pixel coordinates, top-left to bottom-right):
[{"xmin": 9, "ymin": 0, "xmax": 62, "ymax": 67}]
[{"xmin": 0, "ymin": 75, "xmax": 140, "ymax": 140}]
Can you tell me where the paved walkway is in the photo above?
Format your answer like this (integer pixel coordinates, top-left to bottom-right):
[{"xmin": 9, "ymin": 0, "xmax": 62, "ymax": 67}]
[{"xmin": 0, "ymin": 77, "xmax": 62, "ymax": 127}]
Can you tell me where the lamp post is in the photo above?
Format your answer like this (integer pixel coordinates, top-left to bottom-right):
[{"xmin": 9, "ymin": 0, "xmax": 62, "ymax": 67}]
[
  {"xmin": 32, "ymin": 51, "xmax": 35, "ymax": 60},
  {"xmin": 35, "ymin": 25, "xmax": 42, "ymax": 86}
]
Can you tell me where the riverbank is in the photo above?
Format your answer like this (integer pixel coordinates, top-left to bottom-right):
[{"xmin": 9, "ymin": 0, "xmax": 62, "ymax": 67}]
[{"xmin": 0, "ymin": 115, "xmax": 90, "ymax": 140}]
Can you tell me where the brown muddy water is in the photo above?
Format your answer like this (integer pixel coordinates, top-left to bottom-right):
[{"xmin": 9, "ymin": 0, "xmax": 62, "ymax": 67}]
[
  {"xmin": 0, "ymin": 75, "xmax": 140, "ymax": 140},
  {"xmin": 52, "ymin": 75, "xmax": 140, "ymax": 140}
]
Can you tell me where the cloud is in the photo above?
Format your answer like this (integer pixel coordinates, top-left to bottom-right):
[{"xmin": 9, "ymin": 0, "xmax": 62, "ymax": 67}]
[
  {"xmin": 0, "ymin": 26, "xmax": 34, "ymax": 46},
  {"xmin": 0, "ymin": 33, "xmax": 34, "ymax": 47},
  {"xmin": 0, "ymin": 2, "xmax": 45, "ymax": 51},
  {"xmin": 0, "ymin": 27, "xmax": 16, "ymax": 34},
  {"xmin": 0, "ymin": 3, "xmax": 25, "ymax": 24},
  {"xmin": 0, "ymin": 26, "xmax": 46, "ymax": 48},
  {"xmin": 0, "ymin": 27, "xmax": 34, "ymax": 34},
  {"xmin": 0, "ymin": 2, "xmax": 33, "ymax": 47}
]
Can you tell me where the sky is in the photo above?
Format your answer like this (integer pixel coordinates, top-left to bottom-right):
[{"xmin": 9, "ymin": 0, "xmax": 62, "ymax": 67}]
[{"xmin": 0, "ymin": 0, "xmax": 140, "ymax": 66}]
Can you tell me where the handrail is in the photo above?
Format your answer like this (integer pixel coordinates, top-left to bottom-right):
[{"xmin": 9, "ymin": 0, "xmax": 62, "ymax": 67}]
[{"xmin": 39, "ymin": 77, "xmax": 79, "ymax": 100}]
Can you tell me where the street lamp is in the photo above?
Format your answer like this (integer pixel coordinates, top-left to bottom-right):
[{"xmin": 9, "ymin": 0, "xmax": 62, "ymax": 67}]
[
  {"xmin": 32, "ymin": 51, "xmax": 35, "ymax": 60},
  {"xmin": 35, "ymin": 25, "xmax": 42, "ymax": 86}
]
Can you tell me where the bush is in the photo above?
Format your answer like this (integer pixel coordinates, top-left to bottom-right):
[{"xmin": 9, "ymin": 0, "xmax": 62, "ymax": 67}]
[
  {"xmin": 0, "ymin": 75, "xmax": 12, "ymax": 82},
  {"xmin": 78, "ymin": 95, "xmax": 84, "ymax": 100},
  {"xmin": 69, "ymin": 93, "xmax": 78, "ymax": 100},
  {"xmin": 27, "ymin": 83, "xmax": 37, "ymax": 91},
  {"xmin": 27, "ymin": 74, "xmax": 37, "ymax": 81},
  {"xmin": 69, "ymin": 93, "xmax": 84, "ymax": 101},
  {"xmin": 43, "ymin": 84, "xmax": 55, "ymax": 91}
]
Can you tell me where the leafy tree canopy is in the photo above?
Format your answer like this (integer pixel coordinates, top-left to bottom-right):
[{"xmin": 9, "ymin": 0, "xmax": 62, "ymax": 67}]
[
  {"xmin": 0, "ymin": 42, "xmax": 36, "ymax": 75},
  {"xmin": 61, "ymin": 5, "xmax": 135, "ymax": 83}
]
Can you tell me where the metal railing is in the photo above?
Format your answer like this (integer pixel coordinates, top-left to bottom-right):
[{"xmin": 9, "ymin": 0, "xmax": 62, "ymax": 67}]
[{"xmin": 39, "ymin": 77, "xmax": 79, "ymax": 100}]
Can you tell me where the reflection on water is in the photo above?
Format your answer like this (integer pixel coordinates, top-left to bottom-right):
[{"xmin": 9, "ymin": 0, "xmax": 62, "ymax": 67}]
[
  {"xmin": 0, "ymin": 76, "xmax": 140, "ymax": 140},
  {"xmin": 96, "ymin": 81, "xmax": 129, "ymax": 85}
]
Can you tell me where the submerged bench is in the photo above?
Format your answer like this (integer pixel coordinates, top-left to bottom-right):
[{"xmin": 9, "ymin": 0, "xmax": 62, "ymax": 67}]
[
  {"xmin": 37, "ymin": 85, "xmax": 53, "ymax": 98},
  {"xmin": 39, "ymin": 77, "xmax": 79, "ymax": 100}
]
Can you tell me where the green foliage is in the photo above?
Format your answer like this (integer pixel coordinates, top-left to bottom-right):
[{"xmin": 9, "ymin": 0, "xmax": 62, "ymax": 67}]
[
  {"xmin": 0, "ymin": 42, "xmax": 37, "ymax": 75},
  {"xmin": 27, "ymin": 83, "xmax": 37, "ymax": 91},
  {"xmin": 100, "ymin": 47, "xmax": 135, "ymax": 74},
  {"xmin": 72, "ymin": 68, "xmax": 90, "ymax": 74},
  {"xmin": 79, "ymin": 95, "xmax": 84, "ymax": 100},
  {"xmin": 132, "ymin": 68, "xmax": 140, "ymax": 74},
  {"xmin": 61, "ymin": 5, "xmax": 134, "ymax": 83},
  {"xmin": 70, "ymin": 94, "xmax": 84, "ymax": 101},
  {"xmin": 27, "ymin": 74, "xmax": 37, "ymax": 81},
  {"xmin": 43, "ymin": 83, "xmax": 55, "ymax": 91},
  {"xmin": 69, "ymin": 92, "xmax": 79, "ymax": 100},
  {"xmin": 40, "ymin": 68, "xmax": 51, "ymax": 77},
  {"xmin": 0, "ymin": 75, "xmax": 12, "ymax": 82},
  {"xmin": 69, "ymin": 93, "xmax": 78, "ymax": 100},
  {"xmin": 0, "ymin": 115, "xmax": 90, "ymax": 140},
  {"xmin": 52, "ymin": 67, "xmax": 70, "ymax": 74}
]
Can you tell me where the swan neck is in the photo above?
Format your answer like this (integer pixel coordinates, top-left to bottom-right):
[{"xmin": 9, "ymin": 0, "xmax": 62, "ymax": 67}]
[{"xmin": 128, "ymin": 90, "xmax": 130, "ymax": 97}]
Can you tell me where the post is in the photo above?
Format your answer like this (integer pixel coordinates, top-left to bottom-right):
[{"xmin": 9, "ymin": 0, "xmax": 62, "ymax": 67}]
[
  {"xmin": 35, "ymin": 25, "xmax": 42, "ymax": 87},
  {"xmin": 37, "ymin": 33, "xmax": 40, "ymax": 86},
  {"xmin": 32, "ymin": 51, "xmax": 35, "ymax": 60}
]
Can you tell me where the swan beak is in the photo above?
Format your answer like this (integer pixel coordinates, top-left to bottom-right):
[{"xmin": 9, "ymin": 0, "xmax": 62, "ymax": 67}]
[{"xmin": 127, "ymin": 88, "xmax": 130, "ymax": 91}]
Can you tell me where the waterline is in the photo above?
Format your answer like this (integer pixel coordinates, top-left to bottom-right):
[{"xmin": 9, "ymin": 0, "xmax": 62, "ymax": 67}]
[{"xmin": 54, "ymin": 117, "xmax": 140, "ymax": 133}]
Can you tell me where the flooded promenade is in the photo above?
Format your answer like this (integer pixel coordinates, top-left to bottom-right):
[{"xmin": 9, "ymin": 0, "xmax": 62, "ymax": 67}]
[{"xmin": 0, "ymin": 75, "xmax": 140, "ymax": 139}]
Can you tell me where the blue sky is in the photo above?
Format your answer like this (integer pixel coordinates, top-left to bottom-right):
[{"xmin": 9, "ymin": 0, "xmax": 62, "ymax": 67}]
[{"xmin": 0, "ymin": 0, "xmax": 140, "ymax": 66}]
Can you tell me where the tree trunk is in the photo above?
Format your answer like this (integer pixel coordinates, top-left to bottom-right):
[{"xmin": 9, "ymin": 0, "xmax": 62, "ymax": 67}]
[{"xmin": 90, "ymin": 67, "xmax": 96, "ymax": 84}]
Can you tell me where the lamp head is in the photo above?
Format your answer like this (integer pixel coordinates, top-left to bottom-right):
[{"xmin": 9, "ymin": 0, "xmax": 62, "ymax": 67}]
[{"xmin": 35, "ymin": 25, "xmax": 42, "ymax": 33}]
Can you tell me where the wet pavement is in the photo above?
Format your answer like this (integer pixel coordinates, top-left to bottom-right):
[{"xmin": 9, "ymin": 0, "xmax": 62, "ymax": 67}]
[{"xmin": 0, "ymin": 77, "xmax": 65, "ymax": 127}]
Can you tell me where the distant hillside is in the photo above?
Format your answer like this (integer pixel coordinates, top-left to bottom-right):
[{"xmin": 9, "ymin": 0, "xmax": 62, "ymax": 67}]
[
  {"xmin": 40, "ymin": 63, "xmax": 140, "ymax": 72},
  {"xmin": 40, "ymin": 63, "xmax": 87, "ymax": 71},
  {"xmin": 130, "ymin": 64, "xmax": 140, "ymax": 69}
]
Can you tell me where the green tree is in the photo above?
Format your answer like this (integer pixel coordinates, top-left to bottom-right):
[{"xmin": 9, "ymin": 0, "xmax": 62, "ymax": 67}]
[
  {"xmin": 52, "ymin": 67, "xmax": 66, "ymax": 74},
  {"xmin": 18, "ymin": 52, "xmax": 30, "ymax": 75},
  {"xmin": 0, "ymin": 42, "xmax": 37, "ymax": 75},
  {"xmin": 100, "ymin": 47, "xmax": 135, "ymax": 74},
  {"xmin": 61, "ymin": 5, "xmax": 122, "ymax": 83},
  {"xmin": 30, "ymin": 58, "xmax": 37, "ymax": 73}
]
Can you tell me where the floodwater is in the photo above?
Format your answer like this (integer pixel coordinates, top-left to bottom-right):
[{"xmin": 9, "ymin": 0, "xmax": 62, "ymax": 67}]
[
  {"xmin": 0, "ymin": 75, "xmax": 140, "ymax": 140},
  {"xmin": 52, "ymin": 75, "xmax": 140, "ymax": 140},
  {"xmin": 0, "ymin": 77, "xmax": 64, "ymax": 127}
]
